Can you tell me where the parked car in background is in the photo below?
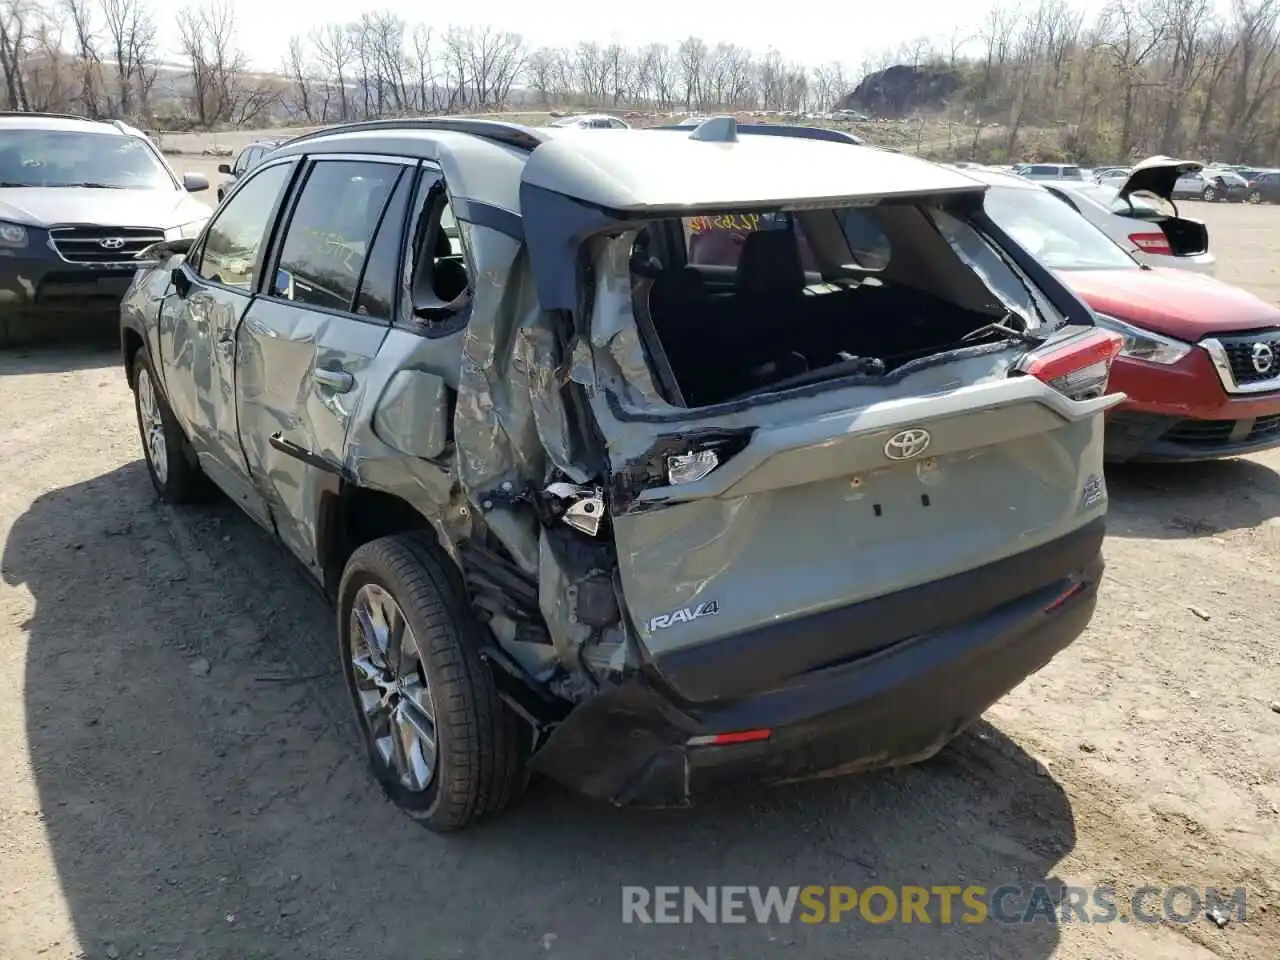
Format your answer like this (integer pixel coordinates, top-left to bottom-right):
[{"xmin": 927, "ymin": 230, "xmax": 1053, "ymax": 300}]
[
  {"xmin": 1173, "ymin": 169, "xmax": 1249, "ymax": 202},
  {"xmin": 547, "ymin": 113, "xmax": 630, "ymax": 129},
  {"xmin": 1015, "ymin": 162, "xmax": 1086, "ymax": 181},
  {"xmin": 120, "ymin": 116, "xmax": 1118, "ymax": 830},
  {"xmin": 0, "ymin": 111, "xmax": 211, "ymax": 347},
  {"xmin": 1244, "ymin": 170, "xmax": 1280, "ymax": 203},
  {"xmin": 968, "ymin": 168, "xmax": 1280, "ymax": 462},
  {"xmin": 216, "ymin": 138, "xmax": 286, "ymax": 201},
  {"xmin": 1093, "ymin": 167, "xmax": 1131, "ymax": 188},
  {"xmin": 1041, "ymin": 157, "xmax": 1215, "ymax": 275}
]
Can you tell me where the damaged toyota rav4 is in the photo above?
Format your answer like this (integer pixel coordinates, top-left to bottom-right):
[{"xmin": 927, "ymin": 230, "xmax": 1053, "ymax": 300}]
[{"xmin": 119, "ymin": 117, "xmax": 1123, "ymax": 831}]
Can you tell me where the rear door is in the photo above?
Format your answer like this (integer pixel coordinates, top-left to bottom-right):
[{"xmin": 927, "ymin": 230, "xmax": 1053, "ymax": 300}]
[
  {"xmin": 235, "ymin": 154, "xmax": 414, "ymax": 572},
  {"xmin": 157, "ymin": 157, "xmax": 297, "ymax": 527}
]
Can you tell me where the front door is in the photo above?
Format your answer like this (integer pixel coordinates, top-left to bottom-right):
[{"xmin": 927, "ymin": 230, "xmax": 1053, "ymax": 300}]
[
  {"xmin": 236, "ymin": 155, "xmax": 415, "ymax": 571},
  {"xmin": 158, "ymin": 159, "xmax": 297, "ymax": 528}
]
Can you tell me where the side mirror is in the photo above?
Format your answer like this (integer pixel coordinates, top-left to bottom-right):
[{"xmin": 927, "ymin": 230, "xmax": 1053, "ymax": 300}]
[
  {"xmin": 217, "ymin": 163, "xmax": 231, "ymax": 175},
  {"xmin": 183, "ymin": 172, "xmax": 210, "ymax": 192}
]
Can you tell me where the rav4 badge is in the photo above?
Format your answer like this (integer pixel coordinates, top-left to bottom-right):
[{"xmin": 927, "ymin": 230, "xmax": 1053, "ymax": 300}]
[{"xmin": 649, "ymin": 600, "xmax": 720, "ymax": 632}]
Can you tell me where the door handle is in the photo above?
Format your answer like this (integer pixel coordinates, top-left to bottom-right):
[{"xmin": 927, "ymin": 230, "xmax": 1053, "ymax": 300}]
[{"xmin": 313, "ymin": 368, "xmax": 355, "ymax": 393}]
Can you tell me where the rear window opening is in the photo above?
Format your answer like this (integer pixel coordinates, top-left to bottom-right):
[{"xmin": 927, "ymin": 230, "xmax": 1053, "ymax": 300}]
[{"xmin": 625, "ymin": 202, "xmax": 1047, "ymax": 408}]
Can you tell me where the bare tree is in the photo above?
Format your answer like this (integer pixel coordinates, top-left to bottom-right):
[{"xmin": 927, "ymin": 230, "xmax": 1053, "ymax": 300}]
[
  {"xmin": 64, "ymin": 0, "xmax": 101, "ymax": 115},
  {"xmin": 100, "ymin": 0, "xmax": 154, "ymax": 117}
]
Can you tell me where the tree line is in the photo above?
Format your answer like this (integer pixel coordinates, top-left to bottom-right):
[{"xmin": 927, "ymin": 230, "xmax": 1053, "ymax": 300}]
[{"xmin": 2, "ymin": 0, "xmax": 1280, "ymax": 163}]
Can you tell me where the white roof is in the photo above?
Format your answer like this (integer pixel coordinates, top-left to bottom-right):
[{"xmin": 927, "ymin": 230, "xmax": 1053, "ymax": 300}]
[{"xmin": 521, "ymin": 127, "xmax": 986, "ymax": 213}]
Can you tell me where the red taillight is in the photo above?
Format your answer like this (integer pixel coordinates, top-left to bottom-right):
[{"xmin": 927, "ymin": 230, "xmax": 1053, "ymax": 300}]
[
  {"xmin": 1128, "ymin": 231, "xmax": 1172, "ymax": 256},
  {"xmin": 1043, "ymin": 581, "xmax": 1086, "ymax": 614},
  {"xmin": 1017, "ymin": 328, "xmax": 1124, "ymax": 400},
  {"xmin": 687, "ymin": 728, "xmax": 773, "ymax": 746}
]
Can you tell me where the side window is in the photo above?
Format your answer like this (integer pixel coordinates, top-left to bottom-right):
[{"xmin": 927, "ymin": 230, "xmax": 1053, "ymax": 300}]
[
  {"xmin": 246, "ymin": 147, "xmax": 263, "ymax": 170},
  {"xmin": 232, "ymin": 149, "xmax": 249, "ymax": 175},
  {"xmin": 270, "ymin": 159, "xmax": 403, "ymax": 315},
  {"xmin": 354, "ymin": 169, "xmax": 415, "ymax": 321},
  {"xmin": 407, "ymin": 180, "xmax": 472, "ymax": 332},
  {"xmin": 836, "ymin": 209, "xmax": 891, "ymax": 271},
  {"xmin": 197, "ymin": 162, "xmax": 292, "ymax": 289}
]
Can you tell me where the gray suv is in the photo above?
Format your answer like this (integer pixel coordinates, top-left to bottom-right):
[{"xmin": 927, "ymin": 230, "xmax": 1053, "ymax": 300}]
[{"xmin": 120, "ymin": 117, "xmax": 1121, "ymax": 831}]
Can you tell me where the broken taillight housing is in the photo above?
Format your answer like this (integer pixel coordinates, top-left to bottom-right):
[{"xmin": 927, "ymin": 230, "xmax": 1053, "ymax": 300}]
[
  {"xmin": 1015, "ymin": 328, "xmax": 1124, "ymax": 401},
  {"xmin": 667, "ymin": 449, "xmax": 720, "ymax": 485}
]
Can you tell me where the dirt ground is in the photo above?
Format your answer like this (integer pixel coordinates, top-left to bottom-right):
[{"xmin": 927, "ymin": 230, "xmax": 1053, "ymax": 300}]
[{"xmin": 2, "ymin": 203, "xmax": 1280, "ymax": 960}]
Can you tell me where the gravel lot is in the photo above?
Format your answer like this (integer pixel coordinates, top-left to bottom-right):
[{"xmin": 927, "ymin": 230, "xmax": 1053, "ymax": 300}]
[{"xmin": 1, "ymin": 202, "xmax": 1279, "ymax": 960}]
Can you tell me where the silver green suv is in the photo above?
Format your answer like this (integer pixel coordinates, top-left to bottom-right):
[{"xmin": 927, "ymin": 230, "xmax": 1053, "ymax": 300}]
[{"xmin": 120, "ymin": 117, "xmax": 1123, "ymax": 831}]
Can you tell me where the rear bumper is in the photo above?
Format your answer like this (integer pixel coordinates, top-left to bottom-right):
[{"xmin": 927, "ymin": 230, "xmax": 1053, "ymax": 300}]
[{"xmin": 531, "ymin": 521, "xmax": 1105, "ymax": 806}]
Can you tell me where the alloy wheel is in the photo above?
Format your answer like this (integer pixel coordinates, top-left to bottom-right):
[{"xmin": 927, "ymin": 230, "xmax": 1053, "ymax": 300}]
[
  {"xmin": 1203, "ymin": 187, "xmax": 1217, "ymax": 201},
  {"xmin": 136, "ymin": 366, "xmax": 169, "ymax": 486},
  {"xmin": 349, "ymin": 583, "xmax": 438, "ymax": 792},
  {"xmin": 1249, "ymin": 190, "xmax": 1262, "ymax": 204}
]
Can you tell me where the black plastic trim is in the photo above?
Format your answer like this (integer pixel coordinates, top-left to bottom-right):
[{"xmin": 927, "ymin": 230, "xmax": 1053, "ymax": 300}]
[
  {"xmin": 652, "ymin": 517, "xmax": 1107, "ymax": 703},
  {"xmin": 268, "ymin": 432, "xmax": 351, "ymax": 479},
  {"xmin": 453, "ymin": 199, "xmax": 524, "ymax": 242}
]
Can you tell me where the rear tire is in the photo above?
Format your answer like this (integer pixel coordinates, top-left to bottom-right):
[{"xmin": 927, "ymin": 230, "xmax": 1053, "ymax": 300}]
[
  {"xmin": 131, "ymin": 351, "xmax": 209, "ymax": 504},
  {"xmin": 337, "ymin": 532, "xmax": 524, "ymax": 832}
]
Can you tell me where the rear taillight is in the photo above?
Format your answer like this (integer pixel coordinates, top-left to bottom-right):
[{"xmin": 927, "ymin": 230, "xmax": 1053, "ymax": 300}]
[
  {"xmin": 1017, "ymin": 328, "xmax": 1124, "ymax": 401},
  {"xmin": 1128, "ymin": 231, "xmax": 1173, "ymax": 256}
]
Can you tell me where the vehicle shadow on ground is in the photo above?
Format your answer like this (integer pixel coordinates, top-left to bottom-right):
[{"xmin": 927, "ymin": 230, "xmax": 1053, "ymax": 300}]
[
  {"xmin": 0, "ymin": 343, "xmax": 120, "ymax": 376},
  {"xmin": 5, "ymin": 462, "xmax": 1078, "ymax": 960},
  {"xmin": 1105, "ymin": 458, "xmax": 1280, "ymax": 538}
]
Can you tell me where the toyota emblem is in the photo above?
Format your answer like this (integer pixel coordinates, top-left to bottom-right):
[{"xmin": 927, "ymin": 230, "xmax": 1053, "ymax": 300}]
[
  {"xmin": 99, "ymin": 237, "xmax": 126, "ymax": 250},
  {"xmin": 1251, "ymin": 341, "xmax": 1275, "ymax": 375},
  {"xmin": 884, "ymin": 428, "xmax": 932, "ymax": 461}
]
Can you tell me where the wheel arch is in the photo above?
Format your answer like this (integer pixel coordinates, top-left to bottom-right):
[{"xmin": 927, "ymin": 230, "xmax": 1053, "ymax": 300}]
[
  {"xmin": 316, "ymin": 479, "xmax": 460, "ymax": 600},
  {"xmin": 121, "ymin": 325, "xmax": 146, "ymax": 388}
]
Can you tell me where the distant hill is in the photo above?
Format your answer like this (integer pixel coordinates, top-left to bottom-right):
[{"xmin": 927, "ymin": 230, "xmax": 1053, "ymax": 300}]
[{"xmin": 839, "ymin": 64, "xmax": 963, "ymax": 119}]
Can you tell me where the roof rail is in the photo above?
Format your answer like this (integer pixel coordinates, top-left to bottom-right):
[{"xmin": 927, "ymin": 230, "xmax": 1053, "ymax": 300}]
[
  {"xmin": 279, "ymin": 117, "xmax": 545, "ymax": 152},
  {"xmin": 652, "ymin": 121, "xmax": 864, "ymax": 146},
  {"xmin": 0, "ymin": 110, "xmax": 102, "ymax": 123}
]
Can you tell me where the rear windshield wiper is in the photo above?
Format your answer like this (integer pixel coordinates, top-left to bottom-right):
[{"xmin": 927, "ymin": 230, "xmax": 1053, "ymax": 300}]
[{"xmin": 961, "ymin": 319, "xmax": 1045, "ymax": 346}]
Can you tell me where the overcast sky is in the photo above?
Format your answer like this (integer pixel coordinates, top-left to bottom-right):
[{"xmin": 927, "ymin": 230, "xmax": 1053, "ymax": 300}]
[{"xmin": 176, "ymin": 0, "xmax": 1115, "ymax": 74}]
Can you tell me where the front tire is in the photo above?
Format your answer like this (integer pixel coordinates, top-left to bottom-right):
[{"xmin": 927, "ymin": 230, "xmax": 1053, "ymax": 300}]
[
  {"xmin": 338, "ymin": 533, "xmax": 524, "ymax": 832},
  {"xmin": 1202, "ymin": 186, "xmax": 1217, "ymax": 202},
  {"xmin": 132, "ymin": 351, "xmax": 208, "ymax": 503},
  {"xmin": 1249, "ymin": 189, "xmax": 1262, "ymax": 204}
]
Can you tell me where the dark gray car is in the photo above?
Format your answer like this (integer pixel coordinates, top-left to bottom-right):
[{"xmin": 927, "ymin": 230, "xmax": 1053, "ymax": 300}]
[
  {"xmin": 216, "ymin": 138, "xmax": 285, "ymax": 201},
  {"xmin": 120, "ymin": 117, "xmax": 1120, "ymax": 831}
]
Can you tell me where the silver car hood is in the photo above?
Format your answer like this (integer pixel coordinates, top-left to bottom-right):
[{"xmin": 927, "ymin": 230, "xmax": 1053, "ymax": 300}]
[{"xmin": 0, "ymin": 187, "xmax": 209, "ymax": 229}]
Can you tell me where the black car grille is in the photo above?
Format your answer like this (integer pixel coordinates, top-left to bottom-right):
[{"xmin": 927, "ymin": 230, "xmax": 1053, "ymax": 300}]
[
  {"xmin": 49, "ymin": 226, "xmax": 165, "ymax": 263},
  {"xmin": 1216, "ymin": 330, "xmax": 1280, "ymax": 385},
  {"xmin": 1165, "ymin": 413, "xmax": 1280, "ymax": 447}
]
